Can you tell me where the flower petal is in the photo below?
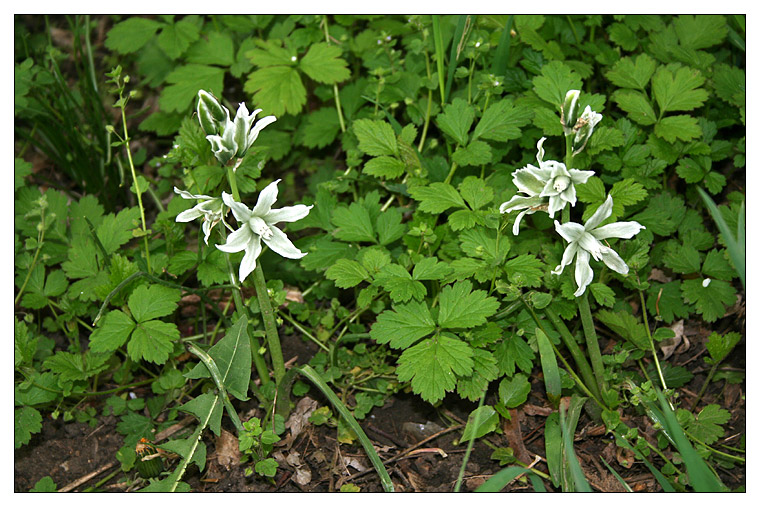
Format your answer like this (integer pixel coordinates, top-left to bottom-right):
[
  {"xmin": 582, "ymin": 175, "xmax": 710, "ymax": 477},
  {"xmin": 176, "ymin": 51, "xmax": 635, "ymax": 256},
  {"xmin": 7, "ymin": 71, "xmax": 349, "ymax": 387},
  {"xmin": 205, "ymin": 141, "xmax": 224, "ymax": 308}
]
[
  {"xmin": 263, "ymin": 226, "xmax": 306, "ymax": 259},
  {"xmin": 174, "ymin": 187, "xmax": 213, "ymax": 200},
  {"xmin": 512, "ymin": 167, "xmax": 546, "ymax": 195},
  {"xmin": 546, "ymin": 195, "xmax": 566, "ymax": 218},
  {"xmin": 222, "ymin": 192, "xmax": 252, "ymax": 223},
  {"xmin": 265, "ymin": 204, "xmax": 313, "ymax": 224},
  {"xmin": 536, "ymin": 137, "xmax": 547, "ymax": 165},
  {"xmin": 238, "ymin": 235, "xmax": 262, "ymax": 282},
  {"xmin": 578, "ymin": 232, "xmax": 606, "ymax": 261},
  {"xmin": 540, "ymin": 179, "xmax": 559, "ymax": 197},
  {"xmin": 512, "ymin": 209, "xmax": 533, "ymax": 235},
  {"xmin": 554, "ymin": 221, "xmax": 584, "ymax": 243},
  {"xmin": 551, "ymin": 241, "xmax": 578, "ymax": 275},
  {"xmin": 573, "ymin": 249, "xmax": 594, "ymax": 297},
  {"xmin": 600, "ymin": 247, "xmax": 629, "ymax": 275},
  {"xmin": 176, "ymin": 206, "xmax": 204, "ymax": 223},
  {"xmin": 568, "ymin": 169, "xmax": 595, "ymax": 185},
  {"xmin": 252, "ymin": 179, "xmax": 281, "ymax": 217},
  {"xmin": 216, "ymin": 224, "xmax": 252, "ymax": 253},
  {"xmin": 246, "ymin": 115, "xmax": 277, "ymax": 149},
  {"xmin": 560, "ymin": 184, "xmax": 577, "ymax": 207},
  {"xmin": 499, "ymin": 194, "xmax": 541, "ymax": 213},
  {"xmin": 591, "ymin": 221, "xmax": 645, "ymax": 240},
  {"xmin": 585, "ymin": 194, "xmax": 614, "ymax": 231}
]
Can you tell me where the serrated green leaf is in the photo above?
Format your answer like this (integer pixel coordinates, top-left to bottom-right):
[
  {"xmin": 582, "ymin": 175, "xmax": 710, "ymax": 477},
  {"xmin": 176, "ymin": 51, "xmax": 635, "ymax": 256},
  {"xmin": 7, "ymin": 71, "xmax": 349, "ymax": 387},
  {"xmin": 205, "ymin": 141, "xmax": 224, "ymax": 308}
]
[
  {"xmin": 498, "ymin": 373, "xmax": 531, "ymax": 408},
  {"xmin": 332, "ymin": 203, "xmax": 376, "ymax": 243},
  {"xmin": 363, "ymin": 156, "xmax": 405, "ymax": 179},
  {"xmin": 646, "ymin": 281, "xmax": 690, "ymax": 324},
  {"xmin": 43, "ymin": 351, "xmax": 88, "ymax": 382},
  {"xmin": 353, "ymin": 119, "xmax": 398, "ymax": 157},
  {"xmin": 299, "ymin": 42, "xmax": 350, "ymax": 84},
  {"xmin": 612, "ymin": 90, "xmax": 656, "ymax": 125},
  {"xmin": 358, "ymin": 247, "xmax": 391, "ymax": 275},
  {"xmin": 436, "ymin": 98, "xmax": 475, "ymax": 146},
  {"xmin": 503, "ymin": 254, "xmax": 544, "ymax": 288},
  {"xmin": 89, "ymin": 310, "xmax": 136, "ymax": 353},
  {"xmin": 186, "ymin": 30, "xmax": 235, "ymax": 66},
  {"xmin": 605, "ymin": 54, "xmax": 656, "ymax": 90},
  {"xmin": 15, "ymin": 406, "xmax": 42, "ymax": 449},
  {"xmin": 438, "ymin": 280, "xmax": 499, "ymax": 329},
  {"xmin": 610, "ymin": 178, "xmax": 647, "ymax": 207},
  {"xmin": 663, "ymin": 242, "xmax": 701, "ymax": 274},
  {"xmin": 701, "ymin": 249, "xmax": 735, "ymax": 281},
  {"xmin": 655, "ymin": 115, "xmax": 702, "ymax": 142},
  {"xmin": 105, "ymin": 17, "xmax": 162, "ymax": 54},
  {"xmin": 301, "ymin": 107, "xmax": 341, "ymax": 149},
  {"xmin": 458, "ymin": 176, "xmax": 493, "ymax": 210},
  {"xmin": 681, "ymin": 278, "xmax": 736, "ymax": 323},
  {"xmin": 532, "ymin": 61, "xmax": 582, "ymax": 108},
  {"xmin": 652, "ymin": 65, "xmax": 707, "ymax": 114},
  {"xmin": 374, "ymin": 263, "xmax": 426, "ymax": 303},
  {"xmin": 452, "ymin": 140, "xmax": 492, "ymax": 167},
  {"xmin": 29, "ymin": 476, "xmax": 57, "ymax": 492},
  {"xmin": 370, "ymin": 300, "xmax": 435, "ymax": 349},
  {"xmin": 376, "ymin": 208, "xmax": 406, "ymax": 246},
  {"xmin": 705, "ymin": 331, "xmax": 742, "ymax": 364},
  {"xmin": 457, "ymin": 349, "xmax": 499, "ymax": 402},
  {"xmin": 160, "ymin": 64, "xmax": 226, "ymax": 113},
  {"xmin": 128, "ymin": 284, "xmax": 180, "ymax": 323},
  {"xmin": 596, "ymin": 309, "xmax": 648, "ymax": 350},
  {"xmin": 412, "ymin": 257, "xmax": 452, "ymax": 281},
  {"xmin": 409, "ymin": 182, "xmax": 467, "ymax": 213},
  {"xmin": 589, "ymin": 283, "xmax": 615, "ymax": 307},
  {"xmin": 448, "ymin": 209, "xmax": 479, "ymax": 231},
  {"xmin": 157, "ymin": 18, "xmax": 200, "ymax": 59},
  {"xmin": 128, "ymin": 320, "xmax": 178, "ymax": 364},
  {"xmin": 608, "ymin": 22, "xmax": 638, "ymax": 51},
  {"xmin": 673, "ymin": 15, "xmax": 727, "ymax": 50},
  {"xmin": 684, "ymin": 404, "xmax": 730, "ymax": 445},
  {"xmin": 472, "ymin": 99, "xmax": 532, "ymax": 142},
  {"xmin": 396, "ymin": 333, "xmax": 474, "ymax": 404},
  {"xmin": 245, "ymin": 65, "xmax": 305, "ymax": 117},
  {"xmin": 326, "ymin": 259, "xmax": 370, "ymax": 288}
]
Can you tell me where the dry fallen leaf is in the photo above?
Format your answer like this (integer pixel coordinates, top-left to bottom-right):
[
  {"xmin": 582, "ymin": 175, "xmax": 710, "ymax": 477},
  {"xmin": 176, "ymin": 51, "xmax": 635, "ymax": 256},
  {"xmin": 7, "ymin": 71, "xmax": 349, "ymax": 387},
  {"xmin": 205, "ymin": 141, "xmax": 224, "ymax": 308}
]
[
  {"xmin": 214, "ymin": 429, "xmax": 240, "ymax": 470},
  {"xmin": 660, "ymin": 320, "xmax": 689, "ymax": 359}
]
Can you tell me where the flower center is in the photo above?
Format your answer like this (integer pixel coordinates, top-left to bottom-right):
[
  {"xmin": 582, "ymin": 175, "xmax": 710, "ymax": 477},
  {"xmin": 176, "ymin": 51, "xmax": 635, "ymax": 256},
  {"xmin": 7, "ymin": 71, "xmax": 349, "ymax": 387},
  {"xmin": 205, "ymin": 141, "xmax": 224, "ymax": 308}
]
[
  {"xmin": 249, "ymin": 216, "xmax": 273, "ymax": 240},
  {"xmin": 553, "ymin": 175, "xmax": 570, "ymax": 193}
]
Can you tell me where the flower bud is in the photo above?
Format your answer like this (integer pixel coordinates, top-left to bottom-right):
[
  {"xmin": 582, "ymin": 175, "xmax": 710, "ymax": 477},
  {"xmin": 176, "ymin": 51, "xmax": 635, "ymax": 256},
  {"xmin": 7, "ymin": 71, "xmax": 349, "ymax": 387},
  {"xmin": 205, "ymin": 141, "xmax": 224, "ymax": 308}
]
[
  {"xmin": 561, "ymin": 89, "xmax": 581, "ymax": 134},
  {"xmin": 572, "ymin": 106, "xmax": 603, "ymax": 155},
  {"xmin": 197, "ymin": 90, "xmax": 228, "ymax": 136}
]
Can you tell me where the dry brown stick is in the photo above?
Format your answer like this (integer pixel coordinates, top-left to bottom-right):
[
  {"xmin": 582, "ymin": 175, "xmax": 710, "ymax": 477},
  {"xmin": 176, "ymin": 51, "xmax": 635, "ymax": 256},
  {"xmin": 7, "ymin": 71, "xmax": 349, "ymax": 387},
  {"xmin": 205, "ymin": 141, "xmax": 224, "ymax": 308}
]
[{"xmin": 58, "ymin": 462, "xmax": 116, "ymax": 492}]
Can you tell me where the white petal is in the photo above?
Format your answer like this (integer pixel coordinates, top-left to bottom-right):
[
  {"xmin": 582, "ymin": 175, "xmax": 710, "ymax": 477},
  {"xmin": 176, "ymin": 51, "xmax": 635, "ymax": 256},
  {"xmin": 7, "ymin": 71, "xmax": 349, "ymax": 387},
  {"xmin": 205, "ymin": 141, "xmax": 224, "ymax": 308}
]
[
  {"xmin": 536, "ymin": 137, "xmax": 547, "ymax": 165},
  {"xmin": 585, "ymin": 194, "xmax": 614, "ymax": 231},
  {"xmin": 540, "ymin": 179, "xmax": 559, "ymax": 197},
  {"xmin": 500, "ymin": 194, "xmax": 535, "ymax": 213},
  {"xmin": 591, "ymin": 221, "xmax": 645, "ymax": 240},
  {"xmin": 568, "ymin": 169, "xmax": 595, "ymax": 185},
  {"xmin": 573, "ymin": 249, "xmax": 594, "ymax": 297},
  {"xmin": 238, "ymin": 235, "xmax": 262, "ymax": 282},
  {"xmin": 265, "ymin": 204, "xmax": 312, "ymax": 224},
  {"xmin": 512, "ymin": 167, "xmax": 546, "ymax": 195},
  {"xmin": 578, "ymin": 233, "xmax": 606, "ymax": 261},
  {"xmin": 560, "ymin": 184, "xmax": 577, "ymax": 207},
  {"xmin": 216, "ymin": 225, "xmax": 252, "ymax": 253},
  {"xmin": 551, "ymin": 242, "xmax": 578, "ymax": 275},
  {"xmin": 554, "ymin": 221, "xmax": 584, "ymax": 243},
  {"xmin": 263, "ymin": 226, "xmax": 306, "ymax": 259},
  {"xmin": 176, "ymin": 206, "xmax": 204, "ymax": 223},
  {"xmin": 512, "ymin": 209, "xmax": 531, "ymax": 235},
  {"xmin": 202, "ymin": 219, "xmax": 213, "ymax": 245},
  {"xmin": 246, "ymin": 115, "xmax": 277, "ymax": 149},
  {"xmin": 546, "ymin": 195, "xmax": 566, "ymax": 218},
  {"xmin": 252, "ymin": 179, "xmax": 281, "ymax": 217},
  {"xmin": 174, "ymin": 187, "xmax": 206, "ymax": 200},
  {"xmin": 600, "ymin": 247, "xmax": 629, "ymax": 275},
  {"xmin": 222, "ymin": 192, "xmax": 252, "ymax": 223}
]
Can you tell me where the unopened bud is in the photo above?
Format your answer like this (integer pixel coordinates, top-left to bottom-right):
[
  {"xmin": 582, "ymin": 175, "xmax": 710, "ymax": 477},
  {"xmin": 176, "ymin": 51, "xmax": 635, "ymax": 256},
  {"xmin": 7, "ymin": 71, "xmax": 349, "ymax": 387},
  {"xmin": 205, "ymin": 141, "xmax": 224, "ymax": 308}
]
[
  {"xmin": 561, "ymin": 89, "xmax": 581, "ymax": 134},
  {"xmin": 197, "ymin": 90, "xmax": 228, "ymax": 136},
  {"xmin": 572, "ymin": 106, "xmax": 603, "ymax": 155}
]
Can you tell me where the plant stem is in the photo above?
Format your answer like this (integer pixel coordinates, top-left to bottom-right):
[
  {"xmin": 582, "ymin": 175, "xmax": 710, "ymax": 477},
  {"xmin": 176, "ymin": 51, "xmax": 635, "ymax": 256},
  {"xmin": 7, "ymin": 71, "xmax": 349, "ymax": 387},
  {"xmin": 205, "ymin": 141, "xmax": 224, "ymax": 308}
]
[
  {"xmin": 252, "ymin": 263, "xmax": 285, "ymax": 385},
  {"xmin": 15, "ymin": 206, "xmax": 46, "ymax": 306},
  {"xmin": 691, "ymin": 361, "xmax": 719, "ymax": 411},
  {"xmin": 443, "ymin": 160, "xmax": 459, "ymax": 184},
  {"xmin": 322, "ymin": 16, "xmax": 346, "ymax": 133},
  {"xmin": 432, "ymin": 15, "xmax": 446, "ymax": 106},
  {"xmin": 578, "ymin": 292, "xmax": 607, "ymax": 397},
  {"xmin": 638, "ymin": 286, "xmax": 668, "ymax": 391}
]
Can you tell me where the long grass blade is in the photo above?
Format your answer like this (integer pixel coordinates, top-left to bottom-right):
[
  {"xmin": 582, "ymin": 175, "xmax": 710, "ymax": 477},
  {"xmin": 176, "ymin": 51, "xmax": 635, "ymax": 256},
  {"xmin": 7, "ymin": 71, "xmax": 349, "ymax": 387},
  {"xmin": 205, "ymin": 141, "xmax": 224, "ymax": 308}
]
[
  {"xmin": 475, "ymin": 466, "xmax": 546, "ymax": 492},
  {"xmin": 491, "ymin": 15, "xmax": 514, "ymax": 76},
  {"xmin": 560, "ymin": 396, "xmax": 591, "ymax": 492},
  {"xmin": 696, "ymin": 187, "xmax": 744, "ymax": 288},
  {"xmin": 431, "ymin": 15, "xmax": 446, "ymax": 105},
  {"xmin": 599, "ymin": 456, "xmax": 633, "ymax": 492},
  {"xmin": 536, "ymin": 327, "xmax": 561, "ymax": 406}
]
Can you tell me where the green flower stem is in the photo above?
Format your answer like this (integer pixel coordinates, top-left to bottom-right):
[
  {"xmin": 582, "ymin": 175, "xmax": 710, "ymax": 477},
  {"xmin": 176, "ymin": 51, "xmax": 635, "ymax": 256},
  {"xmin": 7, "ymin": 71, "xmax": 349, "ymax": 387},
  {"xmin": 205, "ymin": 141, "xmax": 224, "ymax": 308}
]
[
  {"xmin": 252, "ymin": 263, "xmax": 286, "ymax": 385},
  {"xmin": 443, "ymin": 160, "xmax": 459, "ymax": 185},
  {"xmin": 638, "ymin": 286, "xmax": 668, "ymax": 391},
  {"xmin": 278, "ymin": 309, "xmax": 330, "ymax": 352},
  {"xmin": 543, "ymin": 305, "xmax": 602, "ymax": 402},
  {"xmin": 322, "ymin": 16, "xmax": 346, "ymax": 133},
  {"xmin": 578, "ymin": 292, "xmax": 607, "ymax": 397},
  {"xmin": 15, "ymin": 206, "xmax": 46, "ymax": 306}
]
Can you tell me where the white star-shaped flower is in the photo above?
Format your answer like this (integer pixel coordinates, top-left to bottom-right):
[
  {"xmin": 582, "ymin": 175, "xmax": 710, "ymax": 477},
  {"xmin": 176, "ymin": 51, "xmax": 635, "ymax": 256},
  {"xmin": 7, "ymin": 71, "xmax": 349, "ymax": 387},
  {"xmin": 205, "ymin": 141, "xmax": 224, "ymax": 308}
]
[
  {"xmin": 174, "ymin": 187, "xmax": 224, "ymax": 245},
  {"xmin": 217, "ymin": 180, "xmax": 312, "ymax": 282},
  {"xmin": 551, "ymin": 195, "xmax": 645, "ymax": 297}
]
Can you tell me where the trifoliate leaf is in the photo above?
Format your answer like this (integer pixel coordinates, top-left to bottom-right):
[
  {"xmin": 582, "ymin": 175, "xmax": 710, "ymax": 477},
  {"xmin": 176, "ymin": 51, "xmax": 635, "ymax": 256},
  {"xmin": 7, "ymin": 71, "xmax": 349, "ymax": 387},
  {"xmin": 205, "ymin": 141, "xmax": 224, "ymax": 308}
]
[
  {"xmin": 128, "ymin": 284, "xmax": 180, "ymax": 323},
  {"xmin": 128, "ymin": 320, "xmax": 179, "ymax": 364},
  {"xmin": 612, "ymin": 90, "xmax": 657, "ymax": 125},
  {"xmin": 705, "ymin": 331, "xmax": 742, "ymax": 364},
  {"xmin": 325, "ymin": 259, "xmax": 370, "ymax": 288},
  {"xmin": 299, "ymin": 42, "xmax": 350, "ymax": 84},
  {"xmin": 605, "ymin": 54, "xmax": 656, "ymax": 90},
  {"xmin": 43, "ymin": 351, "xmax": 88, "ymax": 382},
  {"xmin": 532, "ymin": 60, "xmax": 582, "ymax": 108},
  {"xmin": 15, "ymin": 406, "xmax": 42, "ymax": 449},
  {"xmin": 244, "ymin": 65, "xmax": 305, "ymax": 117},
  {"xmin": 105, "ymin": 17, "xmax": 162, "ymax": 54},
  {"xmin": 438, "ymin": 280, "xmax": 499, "ymax": 329},
  {"xmin": 374, "ymin": 263, "xmax": 426, "ymax": 303},
  {"xmin": 472, "ymin": 99, "xmax": 533, "ymax": 142},
  {"xmin": 409, "ymin": 182, "xmax": 467, "ymax": 213},
  {"xmin": 396, "ymin": 333, "xmax": 475, "ymax": 404},
  {"xmin": 702, "ymin": 249, "xmax": 736, "ymax": 281},
  {"xmin": 160, "ymin": 64, "xmax": 226, "ymax": 113},
  {"xmin": 655, "ymin": 115, "xmax": 702, "ymax": 143},
  {"xmin": 353, "ymin": 119, "xmax": 398, "ymax": 157},
  {"xmin": 89, "ymin": 310, "xmax": 136, "ymax": 353},
  {"xmin": 682, "ymin": 404, "xmax": 730, "ymax": 446},
  {"xmin": 332, "ymin": 202, "xmax": 376, "ymax": 243},
  {"xmin": 370, "ymin": 300, "xmax": 435, "ymax": 349},
  {"xmin": 681, "ymin": 278, "xmax": 736, "ymax": 323},
  {"xmin": 436, "ymin": 98, "xmax": 475, "ymax": 146},
  {"xmin": 498, "ymin": 373, "xmax": 531, "ymax": 408},
  {"xmin": 157, "ymin": 18, "xmax": 200, "ymax": 59},
  {"xmin": 652, "ymin": 65, "xmax": 707, "ymax": 114}
]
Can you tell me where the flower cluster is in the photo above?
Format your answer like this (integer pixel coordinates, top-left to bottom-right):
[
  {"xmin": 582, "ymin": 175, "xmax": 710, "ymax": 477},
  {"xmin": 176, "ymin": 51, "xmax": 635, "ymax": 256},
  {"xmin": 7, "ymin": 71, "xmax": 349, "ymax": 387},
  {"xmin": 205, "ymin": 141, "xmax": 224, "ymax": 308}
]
[
  {"xmin": 175, "ymin": 91, "xmax": 311, "ymax": 282},
  {"xmin": 500, "ymin": 89, "xmax": 644, "ymax": 297}
]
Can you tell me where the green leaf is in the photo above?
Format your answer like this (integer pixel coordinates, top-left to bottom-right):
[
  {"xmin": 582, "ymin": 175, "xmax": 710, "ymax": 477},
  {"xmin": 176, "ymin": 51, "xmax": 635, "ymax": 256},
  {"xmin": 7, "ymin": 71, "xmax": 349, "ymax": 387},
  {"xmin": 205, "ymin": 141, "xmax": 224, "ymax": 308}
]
[
  {"xmin": 353, "ymin": 119, "xmax": 398, "ymax": 157},
  {"xmin": 503, "ymin": 254, "xmax": 544, "ymax": 288},
  {"xmin": 652, "ymin": 65, "xmax": 707, "ymax": 114},
  {"xmin": 655, "ymin": 115, "xmax": 702, "ymax": 142},
  {"xmin": 412, "ymin": 257, "xmax": 453, "ymax": 281},
  {"xmin": 363, "ymin": 156, "xmax": 406, "ymax": 179},
  {"xmin": 15, "ymin": 406, "xmax": 42, "ymax": 449},
  {"xmin": 681, "ymin": 278, "xmax": 736, "ymax": 323},
  {"xmin": 15, "ymin": 158, "xmax": 32, "ymax": 192},
  {"xmin": 683, "ymin": 404, "xmax": 730, "ymax": 445},
  {"xmin": 461, "ymin": 405, "xmax": 500, "ymax": 440},
  {"xmin": 374, "ymin": 263, "xmax": 426, "ymax": 303},
  {"xmin": 396, "ymin": 333, "xmax": 475, "ymax": 404},
  {"xmin": 452, "ymin": 140, "xmax": 492, "ymax": 167},
  {"xmin": 409, "ymin": 182, "xmax": 467, "ymax": 213},
  {"xmin": 458, "ymin": 176, "xmax": 493, "ymax": 210},
  {"xmin": 705, "ymin": 331, "xmax": 742, "ymax": 364},
  {"xmin": 457, "ymin": 349, "xmax": 499, "ymax": 402},
  {"xmin": 186, "ymin": 31, "xmax": 235, "ymax": 66},
  {"xmin": 244, "ymin": 65, "xmax": 305, "ymax": 117},
  {"xmin": 160, "ymin": 64, "xmax": 226, "ymax": 113},
  {"xmin": 375, "ymin": 208, "xmax": 406, "ymax": 246},
  {"xmin": 610, "ymin": 178, "xmax": 647, "ymax": 209},
  {"xmin": 301, "ymin": 107, "xmax": 341, "ymax": 149},
  {"xmin": 332, "ymin": 203, "xmax": 376, "ymax": 243},
  {"xmin": 532, "ymin": 60, "xmax": 582, "ymax": 108},
  {"xmin": 299, "ymin": 42, "xmax": 350, "ymax": 84},
  {"xmin": 498, "ymin": 373, "xmax": 531, "ymax": 408},
  {"xmin": 29, "ymin": 476, "xmax": 57, "ymax": 492},
  {"xmin": 605, "ymin": 54, "xmax": 656, "ymax": 90},
  {"xmin": 128, "ymin": 284, "xmax": 180, "ymax": 323},
  {"xmin": 596, "ymin": 309, "xmax": 649, "ymax": 351},
  {"xmin": 105, "ymin": 17, "xmax": 162, "ymax": 54},
  {"xmin": 438, "ymin": 280, "xmax": 499, "ymax": 329},
  {"xmin": 472, "ymin": 99, "xmax": 533, "ymax": 142},
  {"xmin": 358, "ymin": 247, "xmax": 391, "ymax": 275},
  {"xmin": 612, "ymin": 90, "xmax": 657, "ymax": 125},
  {"xmin": 128, "ymin": 320, "xmax": 179, "ymax": 364},
  {"xmin": 157, "ymin": 18, "xmax": 200, "ymax": 59},
  {"xmin": 178, "ymin": 392, "xmax": 223, "ymax": 436},
  {"xmin": 589, "ymin": 283, "xmax": 615, "ymax": 308},
  {"xmin": 435, "ymin": 98, "xmax": 475, "ymax": 146},
  {"xmin": 673, "ymin": 15, "xmax": 727, "ymax": 50},
  {"xmin": 326, "ymin": 259, "xmax": 370, "ymax": 288},
  {"xmin": 43, "ymin": 352, "xmax": 88, "ymax": 382},
  {"xmin": 646, "ymin": 281, "xmax": 690, "ymax": 324},
  {"xmin": 702, "ymin": 249, "xmax": 735, "ymax": 281},
  {"xmin": 370, "ymin": 300, "xmax": 436, "ymax": 349},
  {"xmin": 89, "ymin": 310, "xmax": 136, "ymax": 353}
]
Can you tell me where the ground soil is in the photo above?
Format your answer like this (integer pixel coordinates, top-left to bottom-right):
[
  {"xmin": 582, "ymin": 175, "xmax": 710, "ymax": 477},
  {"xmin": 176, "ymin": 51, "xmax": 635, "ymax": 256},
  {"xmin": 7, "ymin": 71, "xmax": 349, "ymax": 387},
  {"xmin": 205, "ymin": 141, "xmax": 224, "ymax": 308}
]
[{"xmin": 15, "ymin": 311, "xmax": 745, "ymax": 493}]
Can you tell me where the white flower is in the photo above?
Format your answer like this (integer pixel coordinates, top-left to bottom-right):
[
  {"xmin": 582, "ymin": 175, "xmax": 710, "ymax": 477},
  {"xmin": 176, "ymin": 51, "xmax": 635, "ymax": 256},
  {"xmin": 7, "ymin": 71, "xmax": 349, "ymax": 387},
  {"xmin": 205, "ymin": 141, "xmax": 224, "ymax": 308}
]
[
  {"xmin": 174, "ymin": 187, "xmax": 224, "ymax": 245},
  {"xmin": 499, "ymin": 163, "xmax": 549, "ymax": 235},
  {"xmin": 231, "ymin": 102, "xmax": 277, "ymax": 159},
  {"xmin": 551, "ymin": 195, "xmax": 645, "ymax": 297},
  {"xmin": 217, "ymin": 180, "xmax": 312, "ymax": 282},
  {"xmin": 572, "ymin": 105, "xmax": 603, "ymax": 155}
]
